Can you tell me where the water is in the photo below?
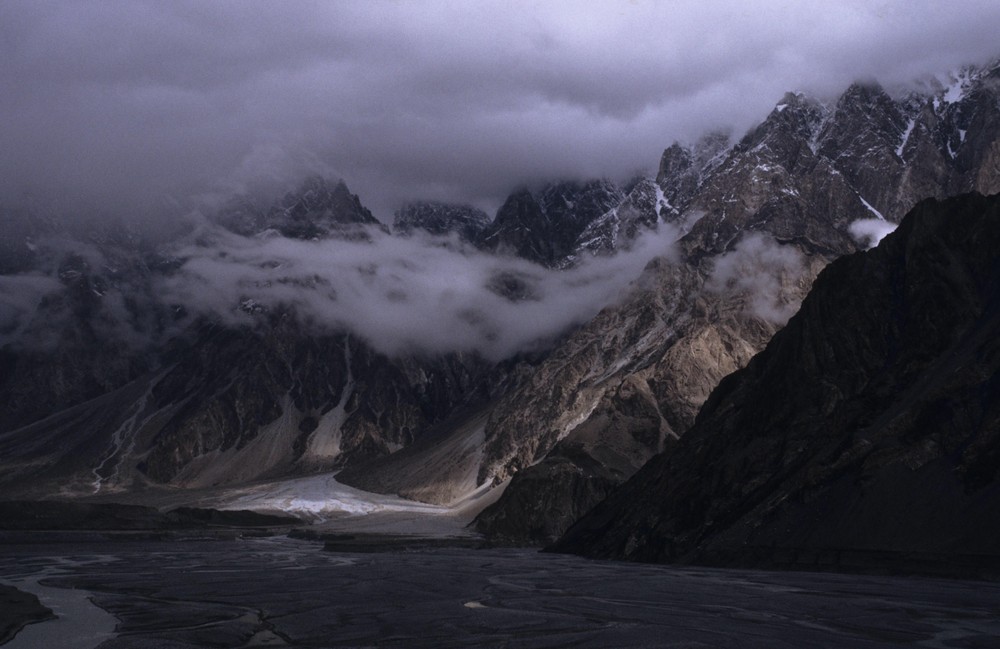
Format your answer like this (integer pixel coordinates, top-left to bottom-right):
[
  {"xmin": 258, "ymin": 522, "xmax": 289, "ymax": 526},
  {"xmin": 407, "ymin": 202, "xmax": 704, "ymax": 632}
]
[
  {"xmin": 2, "ymin": 555, "xmax": 118, "ymax": 649},
  {"xmin": 2, "ymin": 536, "xmax": 999, "ymax": 648}
]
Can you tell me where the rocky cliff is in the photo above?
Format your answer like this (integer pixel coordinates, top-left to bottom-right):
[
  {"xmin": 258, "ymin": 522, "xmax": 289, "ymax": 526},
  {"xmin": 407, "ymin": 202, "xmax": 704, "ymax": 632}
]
[
  {"xmin": 473, "ymin": 62, "xmax": 1000, "ymax": 544},
  {"xmin": 552, "ymin": 192, "xmax": 1000, "ymax": 573},
  {"xmin": 477, "ymin": 180, "xmax": 625, "ymax": 267}
]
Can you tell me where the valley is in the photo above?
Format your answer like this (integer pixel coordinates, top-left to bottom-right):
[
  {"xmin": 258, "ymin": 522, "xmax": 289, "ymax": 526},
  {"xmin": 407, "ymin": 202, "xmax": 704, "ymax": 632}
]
[
  {"xmin": 4, "ymin": 537, "xmax": 1000, "ymax": 648},
  {"xmin": 2, "ymin": 6, "xmax": 1000, "ymax": 645}
]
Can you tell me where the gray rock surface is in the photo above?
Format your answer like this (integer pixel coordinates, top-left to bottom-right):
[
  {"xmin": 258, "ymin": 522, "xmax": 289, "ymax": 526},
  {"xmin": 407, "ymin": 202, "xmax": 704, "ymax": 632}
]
[
  {"xmin": 477, "ymin": 179, "xmax": 624, "ymax": 266},
  {"xmin": 553, "ymin": 192, "xmax": 1000, "ymax": 569},
  {"xmin": 473, "ymin": 63, "xmax": 1000, "ymax": 545}
]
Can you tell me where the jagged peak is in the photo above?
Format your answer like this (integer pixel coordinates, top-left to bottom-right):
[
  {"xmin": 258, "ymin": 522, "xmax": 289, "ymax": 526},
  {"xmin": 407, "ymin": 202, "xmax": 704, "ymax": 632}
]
[
  {"xmin": 537, "ymin": 177, "xmax": 620, "ymax": 201},
  {"xmin": 734, "ymin": 91, "xmax": 827, "ymax": 158},
  {"xmin": 280, "ymin": 175, "xmax": 354, "ymax": 209},
  {"xmin": 658, "ymin": 142, "xmax": 693, "ymax": 171},
  {"xmin": 819, "ymin": 80, "xmax": 905, "ymax": 138},
  {"xmin": 835, "ymin": 79, "xmax": 895, "ymax": 109},
  {"xmin": 771, "ymin": 91, "xmax": 824, "ymax": 115},
  {"xmin": 759, "ymin": 91, "xmax": 826, "ymax": 126}
]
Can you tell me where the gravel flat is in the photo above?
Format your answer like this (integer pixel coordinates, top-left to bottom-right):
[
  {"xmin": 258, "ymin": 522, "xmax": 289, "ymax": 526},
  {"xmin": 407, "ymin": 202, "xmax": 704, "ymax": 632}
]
[{"xmin": 2, "ymin": 536, "xmax": 999, "ymax": 648}]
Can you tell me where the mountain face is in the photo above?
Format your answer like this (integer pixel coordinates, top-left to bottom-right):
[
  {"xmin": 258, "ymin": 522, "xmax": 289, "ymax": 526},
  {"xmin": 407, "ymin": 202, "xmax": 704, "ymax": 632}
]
[
  {"xmin": 0, "ymin": 223, "xmax": 177, "ymax": 434},
  {"xmin": 552, "ymin": 193, "xmax": 1000, "ymax": 571},
  {"xmin": 0, "ymin": 177, "xmax": 523, "ymax": 498},
  {"xmin": 572, "ymin": 178, "xmax": 666, "ymax": 257},
  {"xmin": 215, "ymin": 176, "xmax": 387, "ymax": 240},
  {"xmin": 393, "ymin": 202, "xmax": 491, "ymax": 242},
  {"xmin": 2, "ymin": 62, "xmax": 999, "ymax": 531},
  {"xmin": 1, "ymin": 176, "xmax": 398, "ymax": 435},
  {"xmin": 477, "ymin": 180, "xmax": 626, "ymax": 266},
  {"xmin": 472, "ymin": 62, "xmax": 1000, "ymax": 544}
]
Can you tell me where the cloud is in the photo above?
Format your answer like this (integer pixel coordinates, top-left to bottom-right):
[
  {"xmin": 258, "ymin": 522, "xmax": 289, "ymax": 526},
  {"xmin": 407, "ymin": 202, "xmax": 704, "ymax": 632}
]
[
  {"xmin": 705, "ymin": 234, "xmax": 805, "ymax": 324},
  {"xmin": 154, "ymin": 222, "xmax": 680, "ymax": 360},
  {"xmin": 848, "ymin": 218, "xmax": 898, "ymax": 249},
  {"xmin": 1, "ymin": 1, "xmax": 998, "ymax": 221}
]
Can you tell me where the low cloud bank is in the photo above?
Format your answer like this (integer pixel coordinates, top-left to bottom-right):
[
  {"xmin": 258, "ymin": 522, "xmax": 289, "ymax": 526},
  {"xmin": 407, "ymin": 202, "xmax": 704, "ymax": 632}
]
[
  {"xmin": 162, "ymin": 224, "xmax": 680, "ymax": 359},
  {"xmin": 0, "ymin": 222, "xmax": 680, "ymax": 360}
]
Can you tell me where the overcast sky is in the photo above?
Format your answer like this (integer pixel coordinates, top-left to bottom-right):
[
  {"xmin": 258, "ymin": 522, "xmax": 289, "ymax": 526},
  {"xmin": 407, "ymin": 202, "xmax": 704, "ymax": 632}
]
[{"xmin": 2, "ymin": 1, "xmax": 999, "ymax": 223}]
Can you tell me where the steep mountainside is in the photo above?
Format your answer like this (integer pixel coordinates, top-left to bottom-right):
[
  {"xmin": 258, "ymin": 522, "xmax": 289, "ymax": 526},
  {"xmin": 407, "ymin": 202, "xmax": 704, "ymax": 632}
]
[
  {"xmin": 472, "ymin": 62, "xmax": 1000, "ymax": 544},
  {"xmin": 572, "ymin": 178, "xmax": 667, "ymax": 257},
  {"xmin": 2, "ymin": 62, "xmax": 999, "ymax": 526},
  {"xmin": 553, "ymin": 192, "xmax": 1000, "ymax": 573},
  {"xmin": 477, "ymin": 180, "xmax": 625, "ymax": 266},
  {"xmin": 0, "ymin": 179, "xmax": 532, "ymax": 498}
]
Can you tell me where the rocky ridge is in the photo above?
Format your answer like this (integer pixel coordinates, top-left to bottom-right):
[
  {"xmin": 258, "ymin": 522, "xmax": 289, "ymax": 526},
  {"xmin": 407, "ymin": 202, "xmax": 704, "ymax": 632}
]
[
  {"xmin": 472, "ymin": 61, "xmax": 1000, "ymax": 544},
  {"xmin": 552, "ymin": 192, "xmax": 1000, "ymax": 572},
  {"xmin": 214, "ymin": 176, "xmax": 387, "ymax": 240},
  {"xmin": 1, "ymin": 62, "xmax": 999, "ymax": 528},
  {"xmin": 477, "ymin": 179, "xmax": 627, "ymax": 267}
]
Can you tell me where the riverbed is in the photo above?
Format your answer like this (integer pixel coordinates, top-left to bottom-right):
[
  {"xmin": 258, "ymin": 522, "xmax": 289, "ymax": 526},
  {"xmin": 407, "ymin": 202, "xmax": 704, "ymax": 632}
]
[{"xmin": 2, "ymin": 536, "xmax": 999, "ymax": 648}]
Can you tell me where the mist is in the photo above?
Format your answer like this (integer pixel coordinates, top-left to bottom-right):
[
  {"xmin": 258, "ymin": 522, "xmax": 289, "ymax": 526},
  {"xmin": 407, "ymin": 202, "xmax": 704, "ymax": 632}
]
[
  {"xmin": 2, "ymin": 1, "xmax": 999, "ymax": 222},
  {"xmin": 706, "ymin": 234, "xmax": 805, "ymax": 325},
  {"xmin": 0, "ymin": 219, "xmax": 681, "ymax": 360},
  {"xmin": 159, "ymin": 223, "xmax": 680, "ymax": 359}
]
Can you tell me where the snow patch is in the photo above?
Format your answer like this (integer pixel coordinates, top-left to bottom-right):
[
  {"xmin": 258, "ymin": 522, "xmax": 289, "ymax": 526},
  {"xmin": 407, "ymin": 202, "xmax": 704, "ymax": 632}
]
[
  {"xmin": 896, "ymin": 118, "xmax": 915, "ymax": 158},
  {"xmin": 943, "ymin": 74, "xmax": 970, "ymax": 104},
  {"xmin": 857, "ymin": 195, "xmax": 885, "ymax": 221},
  {"xmin": 654, "ymin": 184, "xmax": 670, "ymax": 219}
]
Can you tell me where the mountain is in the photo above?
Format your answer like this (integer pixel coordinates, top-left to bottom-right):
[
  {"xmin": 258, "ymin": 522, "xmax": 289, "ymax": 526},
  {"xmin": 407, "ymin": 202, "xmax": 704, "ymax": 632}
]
[
  {"xmin": 477, "ymin": 179, "xmax": 625, "ymax": 266},
  {"xmin": 2, "ymin": 62, "xmax": 1000, "ymax": 530},
  {"xmin": 214, "ymin": 176, "xmax": 387, "ymax": 240},
  {"xmin": 572, "ymin": 177, "xmax": 667, "ymax": 257},
  {"xmin": 552, "ymin": 192, "xmax": 1000, "ymax": 575},
  {"xmin": 471, "ymin": 62, "xmax": 1000, "ymax": 544},
  {"xmin": 0, "ymin": 220, "xmax": 177, "ymax": 434},
  {"xmin": 0, "ymin": 179, "xmax": 528, "ymax": 499},
  {"xmin": 393, "ymin": 202, "xmax": 491, "ymax": 242}
]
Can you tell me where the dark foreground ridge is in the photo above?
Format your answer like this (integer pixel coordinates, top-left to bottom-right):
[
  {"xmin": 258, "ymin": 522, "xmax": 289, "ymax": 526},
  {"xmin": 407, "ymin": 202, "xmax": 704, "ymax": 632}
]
[{"xmin": 552, "ymin": 192, "xmax": 1000, "ymax": 578}]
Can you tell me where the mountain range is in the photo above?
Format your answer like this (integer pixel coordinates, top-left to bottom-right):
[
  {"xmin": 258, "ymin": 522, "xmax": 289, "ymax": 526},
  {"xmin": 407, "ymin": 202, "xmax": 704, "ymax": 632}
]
[{"xmin": 1, "ymin": 61, "xmax": 999, "ymax": 562}]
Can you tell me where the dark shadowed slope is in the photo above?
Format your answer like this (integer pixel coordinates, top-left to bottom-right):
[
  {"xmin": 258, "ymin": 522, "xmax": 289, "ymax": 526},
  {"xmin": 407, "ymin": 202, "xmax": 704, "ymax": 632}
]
[{"xmin": 553, "ymin": 192, "xmax": 1000, "ymax": 575}]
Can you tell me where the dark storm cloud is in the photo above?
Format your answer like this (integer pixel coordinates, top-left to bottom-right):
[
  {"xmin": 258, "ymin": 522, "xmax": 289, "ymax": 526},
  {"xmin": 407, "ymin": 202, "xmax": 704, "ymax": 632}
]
[{"xmin": 2, "ymin": 1, "xmax": 999, "ymax": 221}]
